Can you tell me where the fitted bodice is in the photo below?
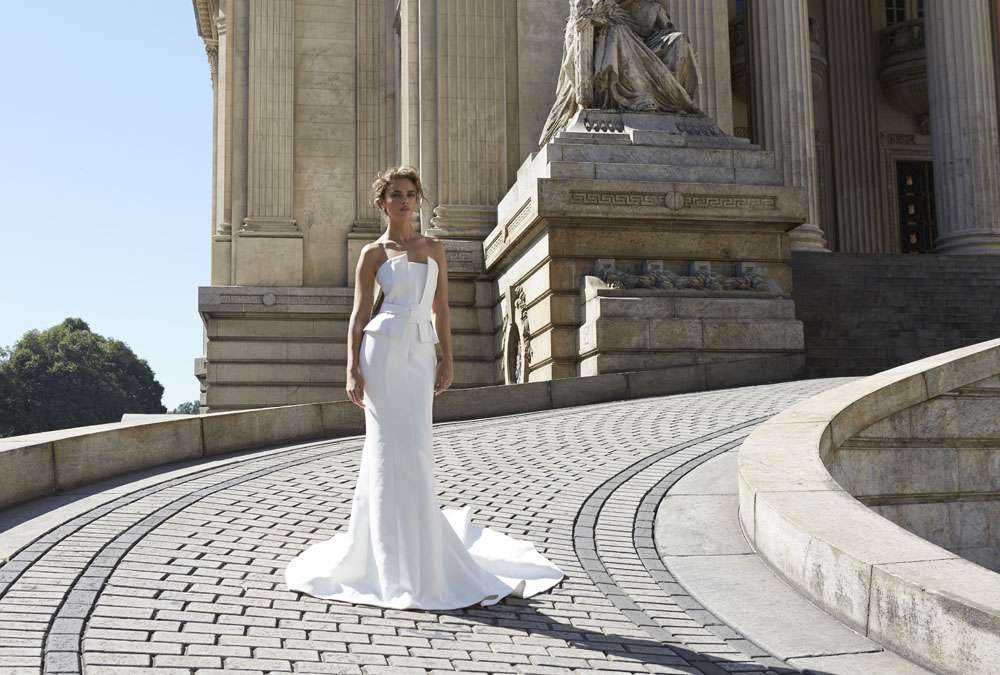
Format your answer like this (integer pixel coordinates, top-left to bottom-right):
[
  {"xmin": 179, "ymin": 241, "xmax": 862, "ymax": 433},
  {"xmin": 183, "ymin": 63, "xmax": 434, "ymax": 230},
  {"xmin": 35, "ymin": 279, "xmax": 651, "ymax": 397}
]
[{"xmin": 362, "ymin": 251, "xmax": 440, "ymax": 344}]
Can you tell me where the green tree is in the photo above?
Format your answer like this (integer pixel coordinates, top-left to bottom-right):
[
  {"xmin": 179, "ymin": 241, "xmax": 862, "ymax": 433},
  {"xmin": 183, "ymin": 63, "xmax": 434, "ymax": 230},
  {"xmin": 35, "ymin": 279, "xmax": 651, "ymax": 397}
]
[
  {"xmin": 0, "ymin": 346, "xmax": 14, "ymax": 437},
  {"xmin": 171, "ymin": 400, "xmax": 201, "ymax": 414},
  {"xmin": 0, "ymin": 318, "xmax": 165, "ymax": 437}
]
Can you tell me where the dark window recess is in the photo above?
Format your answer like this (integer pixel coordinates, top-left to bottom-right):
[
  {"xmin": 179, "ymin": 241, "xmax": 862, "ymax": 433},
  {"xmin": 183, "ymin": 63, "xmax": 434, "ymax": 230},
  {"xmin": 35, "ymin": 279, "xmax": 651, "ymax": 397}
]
[
  {"xmin": 886, "ymin": 0, "xmax": 906, "ymax": 25},
  {"xmin": 897, "ymin": 160, "xmax": 936, "ymax": 254}
]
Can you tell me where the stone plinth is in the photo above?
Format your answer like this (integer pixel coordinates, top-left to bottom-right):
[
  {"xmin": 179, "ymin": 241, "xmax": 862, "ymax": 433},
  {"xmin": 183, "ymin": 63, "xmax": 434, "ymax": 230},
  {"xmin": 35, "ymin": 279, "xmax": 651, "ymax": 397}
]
[
  {"xmin": 199, "ymin": 267, "xmax": 500, "ymax": 410},
  {"xmin": 197, "ymin": 285, "xmax": 354, "ymax": 411},
  {"xmin": 485, "ymin": 110, "xmax": 808, "ymax": 382},
  {"xmin": 580, "ymin": 278, "xmax": 803, "ymax": 377}
]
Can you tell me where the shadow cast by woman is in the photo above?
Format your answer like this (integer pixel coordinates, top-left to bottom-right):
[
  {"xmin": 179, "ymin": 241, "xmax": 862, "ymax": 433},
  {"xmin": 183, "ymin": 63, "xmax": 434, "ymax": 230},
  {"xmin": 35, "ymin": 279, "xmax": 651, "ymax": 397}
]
[{"xmin": 387, "ymin": 594, "xmax": 839, "ymax": 675}]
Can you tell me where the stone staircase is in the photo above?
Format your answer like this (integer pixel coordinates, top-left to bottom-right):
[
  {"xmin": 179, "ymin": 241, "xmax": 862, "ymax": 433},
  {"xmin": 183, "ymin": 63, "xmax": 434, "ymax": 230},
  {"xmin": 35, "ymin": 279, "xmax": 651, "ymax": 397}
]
[{"xmin": 791, "ymin": 252, "xmax": 1000, "ymax": 376}]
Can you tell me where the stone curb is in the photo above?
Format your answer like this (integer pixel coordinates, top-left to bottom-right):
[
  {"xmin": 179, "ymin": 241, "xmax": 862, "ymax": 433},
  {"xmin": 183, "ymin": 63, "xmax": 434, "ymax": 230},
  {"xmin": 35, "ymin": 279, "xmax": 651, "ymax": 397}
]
[{"xmin": 738, "ymin": 337, "xmax": 1000, "ymax": 675}]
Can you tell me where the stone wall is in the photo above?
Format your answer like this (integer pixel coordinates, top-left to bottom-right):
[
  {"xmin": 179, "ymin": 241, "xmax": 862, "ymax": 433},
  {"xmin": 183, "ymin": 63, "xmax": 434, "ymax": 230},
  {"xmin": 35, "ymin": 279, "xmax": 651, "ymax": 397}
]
[
  {"xmin": 791, "ymin": 252, "xmax": 1000, "ymax": 376},
  {"xmin": 832, "ymin": 373, "xmax": 1000, "ymax": 571}
]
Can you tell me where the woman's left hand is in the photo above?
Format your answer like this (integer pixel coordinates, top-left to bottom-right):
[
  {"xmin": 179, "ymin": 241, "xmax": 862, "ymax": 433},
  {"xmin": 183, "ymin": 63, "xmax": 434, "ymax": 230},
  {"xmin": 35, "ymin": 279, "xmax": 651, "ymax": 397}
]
[{"xmin": 434, "ymin": 359, "xmax": 454, "ymax": 396}]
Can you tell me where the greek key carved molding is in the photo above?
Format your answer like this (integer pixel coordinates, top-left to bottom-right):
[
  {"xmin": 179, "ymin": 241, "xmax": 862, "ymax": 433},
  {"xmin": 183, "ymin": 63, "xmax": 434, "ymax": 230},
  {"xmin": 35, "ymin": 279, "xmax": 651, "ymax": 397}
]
[{"xmin": 569, "ymin": 190, "xmax": 779, "ymax": 211}]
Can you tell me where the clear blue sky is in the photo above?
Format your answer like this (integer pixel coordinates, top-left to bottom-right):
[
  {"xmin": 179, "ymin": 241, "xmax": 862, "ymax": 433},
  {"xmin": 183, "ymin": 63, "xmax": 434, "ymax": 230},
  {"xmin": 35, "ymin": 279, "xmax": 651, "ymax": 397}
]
[{"xmin": 0, "ymin": 3, "xmax": 211, "ymax": 410}]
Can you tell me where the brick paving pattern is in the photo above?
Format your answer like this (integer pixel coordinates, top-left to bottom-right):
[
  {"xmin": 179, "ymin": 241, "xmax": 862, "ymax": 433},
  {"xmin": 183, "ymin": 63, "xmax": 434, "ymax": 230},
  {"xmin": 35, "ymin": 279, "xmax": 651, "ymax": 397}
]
[{"xmin": 0, "ymin": 378, "xmax": 848, "ymax": 674}]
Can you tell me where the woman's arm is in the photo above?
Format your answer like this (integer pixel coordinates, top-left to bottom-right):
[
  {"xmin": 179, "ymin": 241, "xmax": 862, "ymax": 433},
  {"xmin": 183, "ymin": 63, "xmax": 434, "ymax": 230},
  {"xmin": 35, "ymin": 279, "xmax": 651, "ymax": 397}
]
[
  {"xmin": 429, "ymin": 238, "xmax": 454, "ymax": 395},
  {"xmin": 346, "ymin": 244, "xmax": 379, "ymax": 407}
]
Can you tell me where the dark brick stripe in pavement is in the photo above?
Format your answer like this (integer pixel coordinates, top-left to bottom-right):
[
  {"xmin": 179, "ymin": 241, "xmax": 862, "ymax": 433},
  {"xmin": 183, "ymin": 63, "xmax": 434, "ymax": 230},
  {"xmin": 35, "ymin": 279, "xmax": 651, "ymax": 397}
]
[
  {"xmin": 0, "ymin": 378, "xmax": 846, "ymax": 675},
  {"xmin": 573, "ymin": 418, "xmax": 794, "ymax": 675}
]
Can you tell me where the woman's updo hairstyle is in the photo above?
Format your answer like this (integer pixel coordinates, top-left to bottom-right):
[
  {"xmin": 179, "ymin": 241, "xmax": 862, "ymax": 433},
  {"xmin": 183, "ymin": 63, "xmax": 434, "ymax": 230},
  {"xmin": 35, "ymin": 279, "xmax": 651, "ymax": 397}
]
[{"xmin": 371, "ymin": 166, "xmax": 425, "ymax": 214}]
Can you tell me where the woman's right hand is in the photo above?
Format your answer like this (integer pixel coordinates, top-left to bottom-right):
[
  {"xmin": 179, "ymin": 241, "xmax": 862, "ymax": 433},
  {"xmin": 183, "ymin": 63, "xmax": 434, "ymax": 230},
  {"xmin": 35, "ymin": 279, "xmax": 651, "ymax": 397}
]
[{"xmin": 346, "ymin": 368, "xmax": 365, "ymax": 408}]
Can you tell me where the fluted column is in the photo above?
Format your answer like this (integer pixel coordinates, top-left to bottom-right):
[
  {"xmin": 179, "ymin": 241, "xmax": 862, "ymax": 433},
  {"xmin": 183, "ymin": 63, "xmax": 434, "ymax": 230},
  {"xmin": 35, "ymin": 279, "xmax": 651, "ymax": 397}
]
[
  {"xmin": 826, "ymin": 0, "xmax": 887, "ymax": 253},
  {"xmin": 236, "ymin": 0, "xmax": 302, "ymax": 286},
  {"xmin": 427, "ymin": 0, "xmax": 519, "ymax": 238},
  {"xmin": 354, "ymin": 0, "xmax": 398, "ymax": 232},
  {"xmin": 749, "ymin": 0, "xmax": 828, "ymax": 251},
  {"xmin": 243, "ymin": 0, "xmax": 296, "ymax": 232},
  {"xmin": 666, "ymin": 0, "xmax": 733, "ymax": 133},
  {"xmin": 211, "ymin": 8, "xmax": 232, "ymax": 285},
  {"xmin": 925, "ymin": 0, "xmax": 1000, "ymax": 254},
  {"xmin": 399, "ymin": 0, "xmax": 420, "ymax": 170}
]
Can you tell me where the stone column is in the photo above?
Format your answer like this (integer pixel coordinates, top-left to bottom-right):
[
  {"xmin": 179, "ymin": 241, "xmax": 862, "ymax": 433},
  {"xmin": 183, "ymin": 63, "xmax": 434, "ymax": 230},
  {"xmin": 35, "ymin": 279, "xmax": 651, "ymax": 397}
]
[
  {"xmin": 426, "ymin": 0, "xmax": 519, "ymax": 239},
  {"xmin": 825, "ymin": 0, "xmax": 887, "ymax": 253},
  {"xmin": 748, "ymin": 0, "xmax": 828, "ymax": 251},
  {"xmin": 925, "ymin": 0, "xmax": 1000, "ymax": 254},
  {"xmin": 236, "ymin": 0, "xmax": 303, "ymax": 285},
  {"xmin": 211, "ymin": 8, "xmax": 232, "ymax": 285},
  {"xmin": 399, "ymin": 0, "xmax": 420, "ymax": 169},
  {"xmin": 666, "ymin": 0, "xmax": 733, "ymax": 133},
  {"xmin": 417, "ymin": 0, "xmax": 439, "ymax": 234},
  {"xmin": 354, "ymin": 0, "xmax": 398, "ymax": 231}
]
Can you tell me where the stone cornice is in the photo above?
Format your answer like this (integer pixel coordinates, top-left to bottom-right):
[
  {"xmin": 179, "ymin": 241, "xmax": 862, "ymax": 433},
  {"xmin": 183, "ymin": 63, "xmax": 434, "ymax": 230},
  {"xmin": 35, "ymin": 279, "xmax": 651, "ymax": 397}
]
[{"xmin": 192, "ymin": 0, "xmax": 219, "ymax": 41}]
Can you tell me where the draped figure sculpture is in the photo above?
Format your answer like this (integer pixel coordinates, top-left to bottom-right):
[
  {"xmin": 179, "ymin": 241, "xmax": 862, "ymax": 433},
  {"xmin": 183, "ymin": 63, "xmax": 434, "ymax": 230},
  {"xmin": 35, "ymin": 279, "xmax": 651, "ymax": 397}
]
[{"xmin": 539, "ymin": 0, "xmax": 702, "ymax": 146}]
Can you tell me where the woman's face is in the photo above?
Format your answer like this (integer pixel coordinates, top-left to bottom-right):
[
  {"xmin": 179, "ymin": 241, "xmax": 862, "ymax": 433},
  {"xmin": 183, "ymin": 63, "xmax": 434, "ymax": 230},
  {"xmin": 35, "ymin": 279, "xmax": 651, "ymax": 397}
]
[{"xmin": 379, "ymin": 178, "xmax": 419, "ymax": 222}]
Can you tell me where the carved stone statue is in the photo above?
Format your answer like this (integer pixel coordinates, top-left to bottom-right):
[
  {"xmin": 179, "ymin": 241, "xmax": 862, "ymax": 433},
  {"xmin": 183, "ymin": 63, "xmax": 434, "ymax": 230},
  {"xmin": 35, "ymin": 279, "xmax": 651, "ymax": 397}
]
[{"xmin": 539, "ymin": 0, "xmax": 702, "ymax": 146}]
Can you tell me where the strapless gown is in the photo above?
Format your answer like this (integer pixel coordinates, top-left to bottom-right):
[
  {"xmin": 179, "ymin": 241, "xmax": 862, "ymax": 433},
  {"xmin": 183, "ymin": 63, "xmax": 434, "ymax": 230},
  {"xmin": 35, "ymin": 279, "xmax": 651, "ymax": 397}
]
[{"xmin": 285, "ymin": 251, "xmax": 565, "ymax": 609}]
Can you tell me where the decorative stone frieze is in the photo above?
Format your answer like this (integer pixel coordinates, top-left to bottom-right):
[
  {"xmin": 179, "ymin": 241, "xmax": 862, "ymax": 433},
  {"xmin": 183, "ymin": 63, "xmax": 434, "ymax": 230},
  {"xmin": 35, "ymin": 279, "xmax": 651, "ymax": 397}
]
[{"xmin": 596, "ymin": 267, "xmax": 778, "ymax": 293}]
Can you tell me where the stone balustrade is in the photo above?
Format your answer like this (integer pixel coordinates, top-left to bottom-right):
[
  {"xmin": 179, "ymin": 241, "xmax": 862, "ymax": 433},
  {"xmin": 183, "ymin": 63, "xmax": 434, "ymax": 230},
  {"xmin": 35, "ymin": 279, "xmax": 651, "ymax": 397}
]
[{"xmin": 738, "ymin": 336, "xmax": 1000, "ymax": 675}]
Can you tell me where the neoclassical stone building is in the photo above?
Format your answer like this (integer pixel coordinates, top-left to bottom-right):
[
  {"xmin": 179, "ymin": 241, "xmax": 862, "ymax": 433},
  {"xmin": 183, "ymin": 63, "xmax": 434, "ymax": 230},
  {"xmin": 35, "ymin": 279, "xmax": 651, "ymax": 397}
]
[{"xmin": 192, "ymin": 0, "xmax": 1000, "ymax": 411}]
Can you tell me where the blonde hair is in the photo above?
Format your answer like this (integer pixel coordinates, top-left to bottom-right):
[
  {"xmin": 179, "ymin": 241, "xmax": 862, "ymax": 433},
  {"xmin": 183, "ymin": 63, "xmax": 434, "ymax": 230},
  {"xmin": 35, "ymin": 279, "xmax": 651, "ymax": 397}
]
[{"xmin": 371, "ymin": 166, "xmax": 425, "ymax": 214}]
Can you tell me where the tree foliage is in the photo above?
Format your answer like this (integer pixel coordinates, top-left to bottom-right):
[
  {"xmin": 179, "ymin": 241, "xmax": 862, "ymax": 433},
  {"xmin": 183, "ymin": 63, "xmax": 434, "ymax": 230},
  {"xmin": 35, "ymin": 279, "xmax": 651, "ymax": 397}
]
[
  {"xmin": 171, "ymin": 400, "xmax": 201, "ymax": 414},
  {"xmin": 0, "ymin": 318, "xmax": 165, "ymax": 437}
]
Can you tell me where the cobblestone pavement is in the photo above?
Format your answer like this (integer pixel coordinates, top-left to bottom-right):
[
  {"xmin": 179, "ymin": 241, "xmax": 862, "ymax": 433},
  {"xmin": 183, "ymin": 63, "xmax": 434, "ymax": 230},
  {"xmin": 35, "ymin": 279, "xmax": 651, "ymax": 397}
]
[{"xmin": 0, "ymin": 378, "xmax": 851, "ymax": 675}]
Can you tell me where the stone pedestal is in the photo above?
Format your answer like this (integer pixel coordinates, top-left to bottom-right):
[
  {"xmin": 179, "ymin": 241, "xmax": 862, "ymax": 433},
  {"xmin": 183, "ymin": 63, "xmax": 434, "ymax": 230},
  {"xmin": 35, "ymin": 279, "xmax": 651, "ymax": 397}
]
[
  {"xmin": 485, "ymin": 110, "xmax": 807, "ymax": 383},
  {"xmin": 580, "ymin": 280, "xmax": 802, "ymax": 376},
  {"xmin": 197, "ymin": 285, "xmax": 353, "ymax": 411}
]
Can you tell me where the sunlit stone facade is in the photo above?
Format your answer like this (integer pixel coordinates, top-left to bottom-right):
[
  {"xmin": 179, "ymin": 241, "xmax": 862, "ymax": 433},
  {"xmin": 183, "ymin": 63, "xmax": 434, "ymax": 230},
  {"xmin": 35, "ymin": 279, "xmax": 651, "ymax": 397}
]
[{"xmin": 192, "ymin": 0, "xmax": 1000, "ymax": 411}]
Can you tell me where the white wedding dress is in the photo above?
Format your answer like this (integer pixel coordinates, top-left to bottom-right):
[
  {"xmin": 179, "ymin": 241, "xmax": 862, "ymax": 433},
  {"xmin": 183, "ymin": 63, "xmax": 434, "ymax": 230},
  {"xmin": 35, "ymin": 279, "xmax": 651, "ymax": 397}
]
[{"xmin": 285, "ymin": 246, "xmax": 565, "ymax": 610}]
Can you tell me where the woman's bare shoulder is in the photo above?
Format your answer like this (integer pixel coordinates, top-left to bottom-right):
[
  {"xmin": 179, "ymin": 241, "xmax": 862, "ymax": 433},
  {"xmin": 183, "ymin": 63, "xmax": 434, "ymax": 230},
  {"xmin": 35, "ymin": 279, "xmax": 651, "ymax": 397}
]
[
  {"xmin": 421, "ymin": 235, "xmax": 446, "ymax": 261},
  {"xmin": 359, "ymin": 240, "xmax": 387, "ymax": 269}
]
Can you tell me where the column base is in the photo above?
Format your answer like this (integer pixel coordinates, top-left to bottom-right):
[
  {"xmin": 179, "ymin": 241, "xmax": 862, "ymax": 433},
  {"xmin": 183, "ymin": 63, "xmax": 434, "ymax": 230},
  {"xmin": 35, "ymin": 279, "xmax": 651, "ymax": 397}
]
[
  {"xmin": 429, "ymin": 204, "xmax": 497, "ymax": 238},
  {"xmin": 789, "ymin": 223, "xmax": 830, "ymax": 252},
  {"xmin": 935, "ymin": 230, "xmax": 1000, "ymax": 255},
  {"xmin": 240, "ymin": 217, "xmax": 300, "ymax": 235}
]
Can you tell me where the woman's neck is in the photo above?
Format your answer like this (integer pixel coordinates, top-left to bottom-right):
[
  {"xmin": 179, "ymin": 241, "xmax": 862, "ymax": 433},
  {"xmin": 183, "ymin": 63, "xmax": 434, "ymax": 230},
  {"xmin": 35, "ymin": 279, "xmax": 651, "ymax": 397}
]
[{"xmin": 384, "ymin": 220, "xmax": 418, "ymax": 245}]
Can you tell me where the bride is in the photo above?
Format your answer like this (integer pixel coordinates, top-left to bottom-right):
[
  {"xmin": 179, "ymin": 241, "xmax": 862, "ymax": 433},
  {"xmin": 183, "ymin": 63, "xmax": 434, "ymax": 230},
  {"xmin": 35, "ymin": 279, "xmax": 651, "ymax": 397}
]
[
  {"xmin": 539, "ymin": 0, "xmax": 701, "ymax": 145},
  {"xmin": 284, "ymin": 167, "xmax": 565, "ymax": 610}
]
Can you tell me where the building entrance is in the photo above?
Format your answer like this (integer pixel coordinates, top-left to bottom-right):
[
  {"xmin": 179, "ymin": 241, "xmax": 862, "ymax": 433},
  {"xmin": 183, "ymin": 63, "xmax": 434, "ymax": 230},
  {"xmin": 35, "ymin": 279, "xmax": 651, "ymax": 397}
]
[{"xmin": 896, "ymin": 161, "xmax": 936, "ymax": 254}]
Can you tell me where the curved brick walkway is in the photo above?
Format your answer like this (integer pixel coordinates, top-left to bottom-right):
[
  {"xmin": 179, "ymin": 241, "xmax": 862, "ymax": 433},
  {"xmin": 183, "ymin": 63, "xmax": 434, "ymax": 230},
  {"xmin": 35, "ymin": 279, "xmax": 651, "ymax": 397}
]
[{"xmin": 0, "ymin": 378, "xmax": 850, "ymax": 675}]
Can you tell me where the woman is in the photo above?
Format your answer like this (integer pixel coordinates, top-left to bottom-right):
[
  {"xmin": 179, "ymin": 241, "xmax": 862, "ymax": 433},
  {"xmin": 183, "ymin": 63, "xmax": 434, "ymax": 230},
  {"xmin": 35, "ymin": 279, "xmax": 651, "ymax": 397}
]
[{"xmin": 284, "ymin": 167, "xmax": 565, "ymax": 610}]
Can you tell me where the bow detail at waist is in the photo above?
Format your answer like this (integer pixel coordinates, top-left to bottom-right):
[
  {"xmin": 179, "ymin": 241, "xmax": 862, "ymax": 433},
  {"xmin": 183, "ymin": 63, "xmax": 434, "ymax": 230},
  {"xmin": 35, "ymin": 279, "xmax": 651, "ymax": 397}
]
[{"xmin": 363, "ymin": 302, "xmax": 439, "ymax": 343}]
